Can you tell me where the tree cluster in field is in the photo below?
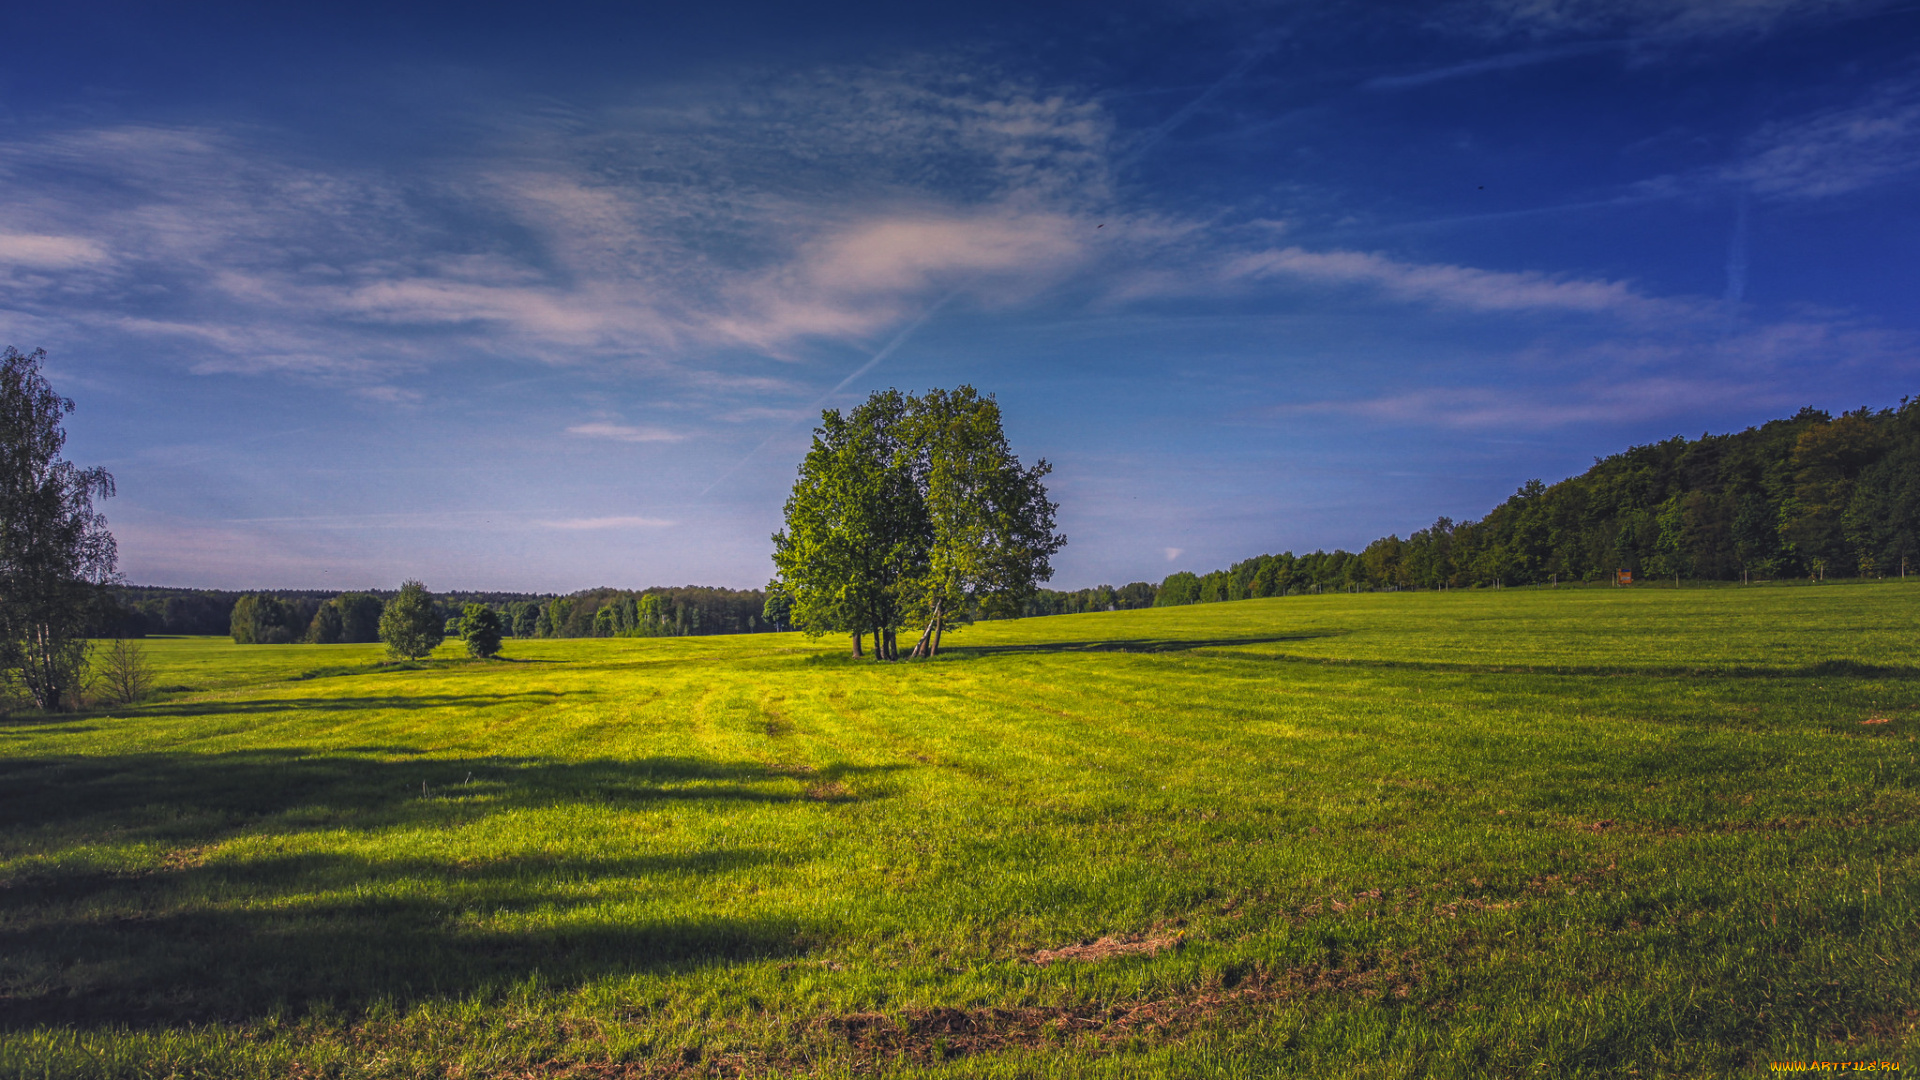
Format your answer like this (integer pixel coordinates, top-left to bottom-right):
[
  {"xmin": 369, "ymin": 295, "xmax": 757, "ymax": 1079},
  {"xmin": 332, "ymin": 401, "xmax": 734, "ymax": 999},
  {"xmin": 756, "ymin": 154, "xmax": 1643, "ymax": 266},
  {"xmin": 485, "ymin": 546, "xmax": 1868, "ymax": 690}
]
[
  {"xmin": 771, "ymin": 386, "xmax": 1063, "ymax": 658},
  {"xmin": 1150, "ymin": 398, "xmax": 1920, "ymax": 602}
]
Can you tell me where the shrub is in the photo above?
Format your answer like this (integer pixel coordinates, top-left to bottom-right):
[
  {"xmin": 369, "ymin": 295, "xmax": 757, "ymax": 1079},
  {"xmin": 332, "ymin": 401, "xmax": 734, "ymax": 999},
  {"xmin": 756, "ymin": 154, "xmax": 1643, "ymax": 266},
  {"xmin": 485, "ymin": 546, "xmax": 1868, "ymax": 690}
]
[
  {"xmin": 460, "ymin": 604, "xmax": 503, "ymax": 659},
  {"xmin": 378, "ymin": 581, "xmax": 443, "ymax": 660}
]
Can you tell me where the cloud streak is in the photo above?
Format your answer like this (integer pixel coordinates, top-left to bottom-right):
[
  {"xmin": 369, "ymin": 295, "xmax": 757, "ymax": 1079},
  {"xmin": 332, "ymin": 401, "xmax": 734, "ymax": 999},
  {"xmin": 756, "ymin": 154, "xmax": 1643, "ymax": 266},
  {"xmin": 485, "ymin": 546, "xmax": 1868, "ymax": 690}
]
[
  {"xmin": 1443, "ymin": 0, "xmax": 1893, "ymax": 40},
  {"xmin": 566, "ymin": 422, "xmax": 685, "ymax": 443},
  {"xmin": 1222, "ymin": 246, "xmax": 1697, "ymax": 323}
]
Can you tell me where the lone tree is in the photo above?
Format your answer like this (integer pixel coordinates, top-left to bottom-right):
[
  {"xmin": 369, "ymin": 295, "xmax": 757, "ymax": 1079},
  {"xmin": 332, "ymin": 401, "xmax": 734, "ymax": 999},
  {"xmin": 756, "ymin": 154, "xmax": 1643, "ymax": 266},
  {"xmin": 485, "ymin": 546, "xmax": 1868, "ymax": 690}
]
[
  {"xmin": 459, "ymin": 603, "xmax": 503, "ymax": 658},
  {"xmin": 97, "ymin": 637, "xmax": 155, "ymax": 705},
  {"xmin": 378, "ymin": 580, "xmax": 443, "ymax": 659},
  {"xmin": 0, "ymin": 347, "xmax": 118, "ymax": 709},
  {"xmin": 771, "ymin": 386, "xmax": 1062, "ymax": 659}
]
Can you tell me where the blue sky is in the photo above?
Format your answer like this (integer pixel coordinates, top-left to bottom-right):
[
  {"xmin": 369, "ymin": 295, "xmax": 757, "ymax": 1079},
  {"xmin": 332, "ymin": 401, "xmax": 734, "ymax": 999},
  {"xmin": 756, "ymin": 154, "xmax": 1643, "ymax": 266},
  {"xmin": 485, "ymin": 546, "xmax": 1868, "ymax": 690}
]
[{"xmin": 5, "ymin": 0, "xmax": 1918, "ymax": 592}]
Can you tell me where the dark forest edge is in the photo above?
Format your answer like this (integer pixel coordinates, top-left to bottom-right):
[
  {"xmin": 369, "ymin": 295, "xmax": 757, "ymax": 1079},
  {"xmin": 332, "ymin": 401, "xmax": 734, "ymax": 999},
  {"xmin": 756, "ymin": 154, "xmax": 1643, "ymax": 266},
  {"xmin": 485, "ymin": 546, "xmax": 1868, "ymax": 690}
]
[
  {"xmin": 98, "ymin": 395, "xmax": 1920, "ymax": 640},
  {"xmin": 99, "ymin": 586, "xmax": 774, "ymax": 642},
  {"xmin": 1026, "ymin": 396, "xmax": 1920, "ymax": 613}
]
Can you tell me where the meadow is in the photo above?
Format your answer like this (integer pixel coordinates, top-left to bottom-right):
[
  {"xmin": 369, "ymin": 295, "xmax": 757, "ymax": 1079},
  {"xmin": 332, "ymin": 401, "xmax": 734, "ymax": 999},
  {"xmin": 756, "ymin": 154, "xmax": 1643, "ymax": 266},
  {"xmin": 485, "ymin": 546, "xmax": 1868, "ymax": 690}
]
[{"xmin": 2, "ymin": 583, "xmax": 1916, "ymax": 1078}]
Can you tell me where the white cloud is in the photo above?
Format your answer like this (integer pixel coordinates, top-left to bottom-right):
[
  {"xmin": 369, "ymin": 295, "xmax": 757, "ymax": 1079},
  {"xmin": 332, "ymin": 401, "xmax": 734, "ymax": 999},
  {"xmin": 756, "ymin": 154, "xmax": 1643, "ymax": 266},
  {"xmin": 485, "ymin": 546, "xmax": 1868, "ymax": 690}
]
[
  {"xmin": 1164, "ymin": 547, "xmax": 1184, "ymax": 562},
  {"xmin": 712, "ymin": 209, "xmax": 1089, "ymax": 353},
  {"xmin": 566, "ymin": 422, "xmax": 685, "ymax": 443},
  {"xmin": 0, "ymin": 233, "xmax": 109, "ymax": 268}
]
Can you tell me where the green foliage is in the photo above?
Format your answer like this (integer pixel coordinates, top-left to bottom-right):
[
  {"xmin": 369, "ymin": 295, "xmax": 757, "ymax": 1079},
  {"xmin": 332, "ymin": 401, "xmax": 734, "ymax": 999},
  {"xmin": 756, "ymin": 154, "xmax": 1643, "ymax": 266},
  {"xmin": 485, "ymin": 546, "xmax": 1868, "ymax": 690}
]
[
  {"xmin": 0, "ymin": 346, "xmax": 118, "ymax": 710},
  {"xmin": 772, "ymin": 390, "xmax": 920, "ymax": 652},
  {"xmin": 761, "ymin": 588, "xmax": 791, "ymax": 631},
  {"xmin": 505, "ymin": 601, "xmax": 539, "ymax": 638},
  {"xmin": 525, "ymin": 587, "xmax": 761, "ymax": 639},
  {"xmin": 305, "ymin": 600, "xmax": 345, "ymax": 644},
  {"xmin": 2, "ymin": 585, "xmax": 1915, "ymax": 1076},
  {"xmin": 458, "ymin": 603, "xmax": 503, "ymax": 659},
  {"xmin": 1020, "ymin": 580, "xmax": 1158, "ymax": 616},
  {"xmin": 334, "ymin": 593, "xmax": 384, "ymax": 643},
  {"xmin": 228, "ymin": 594, "xmax": 303, "ymax": 645},
  {"xmin": 1154, "ymin": 571, "xmax": 1200, "ymax": 606},
  {"xmin": 771, "ymin": 386, "xmax": 1062, "ymax": 656},
  {"xmin": 1151, "ymin": 398, "xmax": 1920, "ymax": 603},
  {"xmin": 377, "ymin": 580, "xmax": 443, "ymax": 660}
]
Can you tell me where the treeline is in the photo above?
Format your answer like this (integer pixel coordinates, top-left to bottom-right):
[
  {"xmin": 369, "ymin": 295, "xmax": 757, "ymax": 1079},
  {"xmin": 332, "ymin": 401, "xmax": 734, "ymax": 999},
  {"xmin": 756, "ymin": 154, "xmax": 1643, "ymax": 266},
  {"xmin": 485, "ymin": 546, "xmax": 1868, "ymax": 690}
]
[
  {"xmin": 102, "ymin": 587, "xmax": 558, "ymax": 639},
  {"xmin": 1018, "ymin": 582, "xmax": 1159, "ymax": 616},
  {"xmin": 101, "ymin": 584, "xmax": 770, "ymax": 642},
  {"xmin": 1012, "ymin": 553, "xmax": 1371, "ymax": 618},
  {"xmin": 529, "ymin": 587, "xmax": 769, "ymax": 638},
  {"xmin": 1147, "ymin": 398, "xmax": 1920, "ymax": 603}
]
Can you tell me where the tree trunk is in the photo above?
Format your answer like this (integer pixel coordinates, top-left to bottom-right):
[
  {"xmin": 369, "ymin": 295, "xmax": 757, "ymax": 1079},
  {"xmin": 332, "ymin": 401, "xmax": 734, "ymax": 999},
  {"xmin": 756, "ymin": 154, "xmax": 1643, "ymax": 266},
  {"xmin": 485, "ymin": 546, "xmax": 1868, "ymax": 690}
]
[
  {"xmin": 883, "ymin": 627, "xmax": 896, "ymax": 660},
  {"xmin": 851, "ymin": 631, "xmax": 863, "ymax": 658},
  {"xmin": 873, "ymin": 624, "xmax": 884, "ymax": 660},
  {"xmin": 930, "ymin": 612, "xmax": 945, "ymax": 657},
  {"xmin": 911, "ymin": 619, "xmax": 935, "ymax": 658}
]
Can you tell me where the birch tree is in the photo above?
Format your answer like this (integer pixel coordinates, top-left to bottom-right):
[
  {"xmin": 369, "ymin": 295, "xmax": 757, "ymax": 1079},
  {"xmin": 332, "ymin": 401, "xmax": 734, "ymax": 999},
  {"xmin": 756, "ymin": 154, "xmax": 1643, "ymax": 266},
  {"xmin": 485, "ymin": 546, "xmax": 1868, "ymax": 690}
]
[{"xmin": 0, "ymin": 348, "xmax": 118, "ymax": 710}]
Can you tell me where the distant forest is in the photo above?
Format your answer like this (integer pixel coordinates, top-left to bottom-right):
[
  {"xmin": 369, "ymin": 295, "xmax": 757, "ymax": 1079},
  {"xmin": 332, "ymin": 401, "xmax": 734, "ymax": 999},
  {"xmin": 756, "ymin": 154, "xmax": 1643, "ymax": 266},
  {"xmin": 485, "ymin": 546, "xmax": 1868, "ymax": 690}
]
[
  {"xmin": 1029, "ymin": 398, "xmax": 1920, "ymax": 611},
  {"xmin": 100, "ymin": 399, "xmax": 1919, "ymax": 639},
  {"xmin": 103, "ymin": 585, "xmax": 770, "ymax": 642}
]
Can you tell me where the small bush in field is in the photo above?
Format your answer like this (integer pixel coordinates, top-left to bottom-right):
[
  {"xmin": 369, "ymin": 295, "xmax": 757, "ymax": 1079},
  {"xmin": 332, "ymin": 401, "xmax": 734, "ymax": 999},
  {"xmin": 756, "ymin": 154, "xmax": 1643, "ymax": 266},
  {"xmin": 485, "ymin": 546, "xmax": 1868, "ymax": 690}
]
[{"xmin": 460, "ymin": 604, "xmax": 503, "ymax": 659}]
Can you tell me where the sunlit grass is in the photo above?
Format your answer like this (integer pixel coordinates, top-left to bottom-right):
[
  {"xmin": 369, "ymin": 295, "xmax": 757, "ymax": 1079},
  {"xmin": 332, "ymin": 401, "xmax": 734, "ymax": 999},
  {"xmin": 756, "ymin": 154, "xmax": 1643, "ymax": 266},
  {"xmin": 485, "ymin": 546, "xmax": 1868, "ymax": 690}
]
[{"xmin": 3, "ymin": 582, "xmax": 1917, "ymax": 1077}]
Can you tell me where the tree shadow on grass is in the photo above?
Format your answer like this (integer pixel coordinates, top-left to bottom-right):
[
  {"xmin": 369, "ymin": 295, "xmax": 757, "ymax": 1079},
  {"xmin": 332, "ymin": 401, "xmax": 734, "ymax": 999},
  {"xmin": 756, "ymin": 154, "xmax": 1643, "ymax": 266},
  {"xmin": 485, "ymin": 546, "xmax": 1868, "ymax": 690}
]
[
  {"xmin": 114, "ymin": 690, "xmax": 566, "ymax": 719},
  {"xmin": 0, "ymin": 853, "xmax": 823, "ymax": 1027},
  {"xmin": 940, "ymin": 633, "xmax": 1343, "ymax": 658},
  {"xmin": 0, "ymin": 750, "xmax": 900, "ymax": 835},
  {"xmin": 0, "ymin": 750, "xmax": 893, "ymax": 1026}
]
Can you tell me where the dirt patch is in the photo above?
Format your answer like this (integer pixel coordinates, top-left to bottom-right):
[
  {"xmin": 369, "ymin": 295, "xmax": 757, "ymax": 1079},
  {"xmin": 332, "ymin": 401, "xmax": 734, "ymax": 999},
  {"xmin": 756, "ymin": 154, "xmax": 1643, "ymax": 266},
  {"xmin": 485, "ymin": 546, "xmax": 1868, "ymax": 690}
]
[
  {"xmin": 820, "ymin": 957, "xmax": 1416, "ymax": 1065},
  {"xmin": 158, "ymin": 846, "xmax": 212, "ymax": 871},
  {"xmin": 1030, "ymin": 934, "xmax": 1182, "ymax": 965},
  {"xmin": 804, "ymin": 781, "xmax": 851, "ymax": 801},
  {"xmin": 762, "ymin": 698, "xmax": 793, "ymax": 737},
  {"xmin": 296, "ymin": 955, "xmax": 1417, "ymax": 1079}
]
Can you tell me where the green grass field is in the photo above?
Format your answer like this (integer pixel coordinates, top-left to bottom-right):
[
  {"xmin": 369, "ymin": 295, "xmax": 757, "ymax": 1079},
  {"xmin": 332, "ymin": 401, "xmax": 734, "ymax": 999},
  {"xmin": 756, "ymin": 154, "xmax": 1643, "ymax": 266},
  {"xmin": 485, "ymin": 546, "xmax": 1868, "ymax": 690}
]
[{"xmin": 3, "ymin": 584, "xmax": 1917, "ymax": 1078}]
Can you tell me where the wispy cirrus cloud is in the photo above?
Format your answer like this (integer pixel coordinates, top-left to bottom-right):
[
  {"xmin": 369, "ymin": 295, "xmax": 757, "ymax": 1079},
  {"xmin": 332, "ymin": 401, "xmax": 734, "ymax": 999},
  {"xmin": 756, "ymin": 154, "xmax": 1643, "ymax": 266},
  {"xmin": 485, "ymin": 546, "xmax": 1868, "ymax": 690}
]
[
  {"xmin": 1728, "ymin": 77, "xmax": 1920, "ymax": 199},
  {"xmin": 1221, "ymin": 246, "xmax": 1699, "ymax": 323},
  {"xmin": 1441, "ymin": 0, "xmax": 1892, "ymax": 40},
  {"xmin": 566, "ymin": 422, "xmax": 685, "ymax": 443},
  {"xmin": 1265, "ymin": 311, "xmax": 1919, "ymax": 432},
  {"xmin": 0, "ymin": 62, "xmax": 1117, "ymax": 394},
  {"xmin": 1363, "ymin": 41, "xmax": 1625, "ymax": 90},
  {"xmin": 1279, "ymin": 377, "xmax": 1786, "ymax": 430}
]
